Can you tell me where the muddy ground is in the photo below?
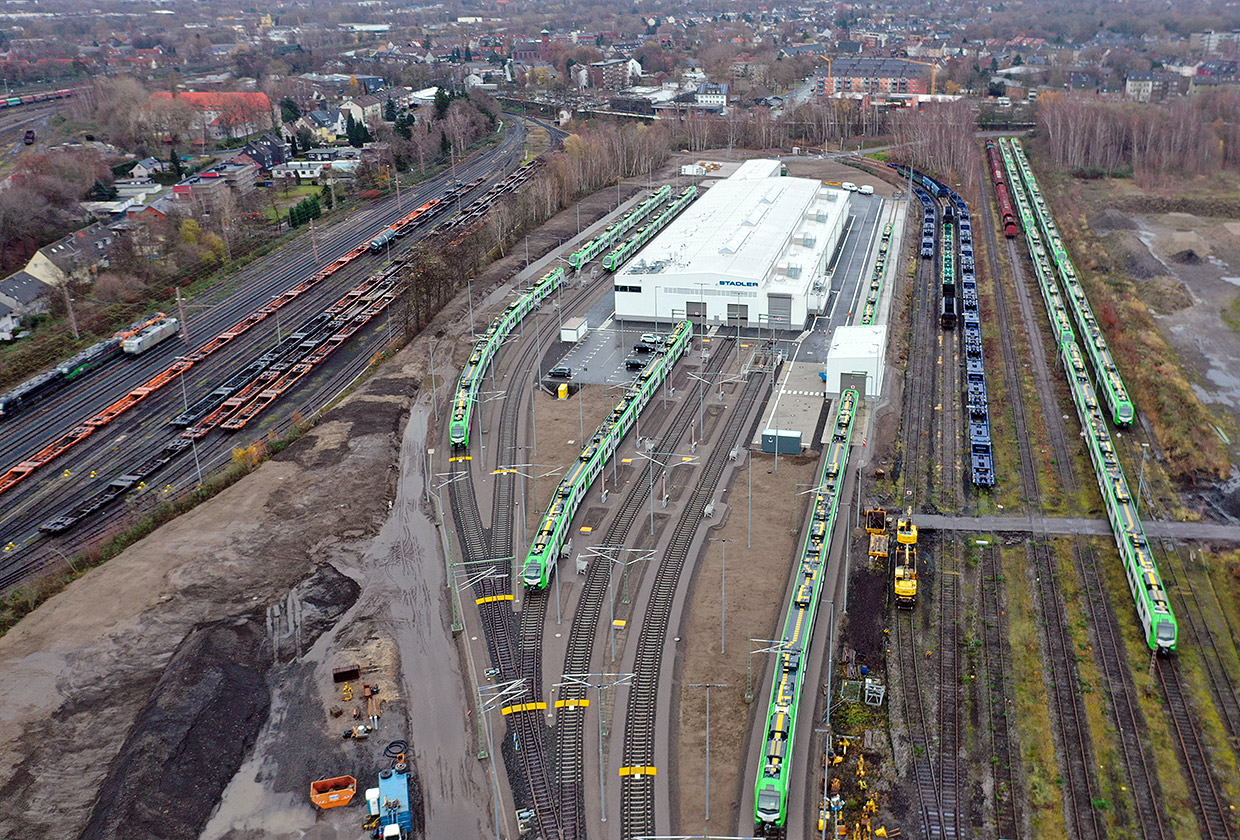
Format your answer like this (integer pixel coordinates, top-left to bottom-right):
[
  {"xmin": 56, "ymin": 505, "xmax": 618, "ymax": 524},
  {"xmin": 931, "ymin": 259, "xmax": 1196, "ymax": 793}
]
[{"xmin": 1092, "ymin": 206, "xmax": 1240, "ymax": 453}]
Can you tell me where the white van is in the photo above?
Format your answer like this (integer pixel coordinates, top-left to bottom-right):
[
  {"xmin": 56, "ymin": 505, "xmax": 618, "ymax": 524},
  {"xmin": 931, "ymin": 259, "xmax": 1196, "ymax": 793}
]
[
  {"xmin": 841, "ymin": 181, "xmax": 858, "ymax": 192},
  {"xmin": 859, "ymin": 184, "xmax": 875, "ymax": 195}
]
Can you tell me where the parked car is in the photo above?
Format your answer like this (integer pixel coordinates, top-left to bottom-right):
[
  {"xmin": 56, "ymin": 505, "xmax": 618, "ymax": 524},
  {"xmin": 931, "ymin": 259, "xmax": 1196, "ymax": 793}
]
[
  {"xmin": 548, "ymin": 365, "xmax": 572, "ymax": 378},
  {"xmin": 633, "ymin": 342, "xmax": 654, "ymax": 353},
  {"xmin": 640, "ymin": 333, "xmax": 664, "ymax": 345},
  {"xmin": 624, "ymin": 357, "xmax": 646, "ymax": 370},
  {"xmin": 859, "ymin": 184, "xmax": 875, "ymax": 195},
  {"xmin": 841, "ymin": 181, "xmax": 858, "ymax": 191}
]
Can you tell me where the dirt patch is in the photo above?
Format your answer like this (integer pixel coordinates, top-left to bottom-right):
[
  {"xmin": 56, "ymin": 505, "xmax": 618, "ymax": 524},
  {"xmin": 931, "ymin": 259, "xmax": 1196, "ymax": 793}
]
[
  {"xmin": 1089, "ymin": 208, "xmax": 1137, "ymax": 234},
  {"xmin": 1101, "ymin": 229, "xmax": 1167, "ymax": 280},
  {"xmin": 672, "ymin": 449, "xmax": 819, "ymax": 835},
  {"xmin": 1135, "ymin": 276, "xmax": 1195, "ymax": 315}
]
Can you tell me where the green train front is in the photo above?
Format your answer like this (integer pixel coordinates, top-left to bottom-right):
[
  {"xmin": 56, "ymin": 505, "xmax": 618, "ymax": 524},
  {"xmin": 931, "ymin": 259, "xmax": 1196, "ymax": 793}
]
[
  {"xmin": 448, "ymin": 267, "xmax": 564, "ymax": 447},
  {"xmin": 521, "ymin": 321, "xmax": 693, "ymax": 588},
  {"xmin": 754, "ymin": 389, "xmax": 857, "ymax": 830}
]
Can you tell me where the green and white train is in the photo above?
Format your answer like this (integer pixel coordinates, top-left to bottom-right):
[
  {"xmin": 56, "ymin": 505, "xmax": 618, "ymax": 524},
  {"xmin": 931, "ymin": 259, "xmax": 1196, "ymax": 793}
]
[
  {"xmin": 521, "ymin": 320, "xmax": 693, "ymax": 589},
  {"xmin": 1007, "ymin": 139, "xmax": 1134, "ymax": 426},
  {"xmin": 449, "ymin": 266, "xmax": 565, "ymax": 448},
  {"xmin": 601, "ymin": 186, "xmax": 698, "ymax": 273},
  {"xmin": 754, "ymin": 389, "xmax": 858, "ymax": 832},
  {"xmin": 999, "ymin": 138, "xmax": 1176, "ymax": 651},
  {"xmin": 859, "ymin": 223, "xmax": 893, "ymax": 326},
  {"xmin": 567, "ymin": 185, "xmax": 671, "ymax": 271}
]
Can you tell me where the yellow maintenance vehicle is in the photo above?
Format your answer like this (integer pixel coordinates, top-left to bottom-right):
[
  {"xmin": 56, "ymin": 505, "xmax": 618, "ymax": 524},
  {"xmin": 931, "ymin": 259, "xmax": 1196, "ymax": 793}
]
[
  {"xmin": 896, "ymin": 508, "xmax": 918, "ymax": 546},
  {"xmin": 893, "ymin": 509, "xmax": 918, "ymax": 608},
  {"xmin": 865, "ymin": 508, "xmax": 888, "ymax": 563}
]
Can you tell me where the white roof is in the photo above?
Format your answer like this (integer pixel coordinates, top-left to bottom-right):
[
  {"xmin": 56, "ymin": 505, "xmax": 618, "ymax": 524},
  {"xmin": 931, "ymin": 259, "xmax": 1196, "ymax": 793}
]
[
  {"xmin": 620, "ymin": 169, "xmax": 845, "ymax": 296},
  {"xmin": 731, "ymin": 158, "xmax": 783, "ymax": 179}
]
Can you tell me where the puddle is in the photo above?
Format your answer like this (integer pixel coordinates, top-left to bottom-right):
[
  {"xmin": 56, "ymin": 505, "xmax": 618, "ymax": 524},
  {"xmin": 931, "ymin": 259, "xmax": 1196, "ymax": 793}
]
[{"xmin": 1133, "ymin": 223, "xmax": 1175, "ymax": 273}]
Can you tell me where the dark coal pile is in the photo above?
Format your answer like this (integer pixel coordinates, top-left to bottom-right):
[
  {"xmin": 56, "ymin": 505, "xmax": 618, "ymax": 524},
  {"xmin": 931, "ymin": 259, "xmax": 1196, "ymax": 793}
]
[
  {"xmin": 80, "ymin": 564, "xmax": 359, "ymax": 840},
  {"xmin": 1170, "ymin": 248, "xmax": 1203, "ymax": 264},
  {"xmin": 80, "ymin": 615, "xmax": 271, "ymax": 840},
  {"xmin": 1090, "ymin": 207, "xmax": 1137, "ymax": 233}
]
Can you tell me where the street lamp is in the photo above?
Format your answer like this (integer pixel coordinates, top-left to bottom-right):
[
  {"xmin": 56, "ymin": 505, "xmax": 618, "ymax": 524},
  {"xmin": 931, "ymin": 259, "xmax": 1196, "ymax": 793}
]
[
  {"xmin": 707, "ymin": 538, "xmax": 738, "ymax": 653},
  {"xmin": 477, "ymin": 678, "xmax": 529, "ymax": 840},
  {"xmin": 687, "ymin": 683, "xmax": 730, "ymax": 821},
  {"xmin": 1136, "ymin": 442, "xmax": 1151, "ymax": 517},
  {"xmin": 555, "ymin": 672, "xmax": 634, "ymax": 825},
  {"xmin": 633, "ymin": 450, "xmax": 698, "ymax": 536}
]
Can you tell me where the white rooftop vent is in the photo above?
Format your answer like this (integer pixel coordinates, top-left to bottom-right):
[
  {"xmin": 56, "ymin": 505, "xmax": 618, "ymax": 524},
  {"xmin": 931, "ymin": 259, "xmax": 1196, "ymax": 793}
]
[
  {"xmin": 761, "ymin": 183, "xmax": 782, "ymax": 204},
  {"xmin": 720, "ymin": 228, "xmax": 751, "ymax": 254},
  {"xmin": 743, "ymin": 205, "xmax": 767, "ymax": 226}
]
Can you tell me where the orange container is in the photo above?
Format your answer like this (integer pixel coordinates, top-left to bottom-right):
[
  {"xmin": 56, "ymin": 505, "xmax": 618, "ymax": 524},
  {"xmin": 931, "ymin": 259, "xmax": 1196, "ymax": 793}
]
[{"xmin": 310, "ymin": 776, "xmax": 357, "ymax": 809}]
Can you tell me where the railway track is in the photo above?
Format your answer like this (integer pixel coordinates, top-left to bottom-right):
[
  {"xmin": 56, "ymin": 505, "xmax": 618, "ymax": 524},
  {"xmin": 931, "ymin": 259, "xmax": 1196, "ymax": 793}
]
[
  {"xmin": 1027, "ymin": 542, "xmax": 1108, "ymax": 840},
  {"xmin": 448, "ymin": 453, "xmax": 561, "ymax": 840},
  {"xmin": 973, "ymin": 166, "xmax": 1026, "ymax": 838},
  {"xmin": 894, "ymin": 610, "xmax": 947, "ymax": 839},
  {"xmin": 554, "ymin": 345, "xmax": 732, "ymax": 840},
  {"xmin": 935, "ymin": 562, "xmax": 962, "ymax": 840},
  {"xmin": 1072, "ymin": 540, "xmax": 1170, "ymax": 839},
  {"xmin": 618, "ymin": 367, "xmax": 765, "ymax": 840},
  {"xmin": 977, "ymin": 547, "xmax": 1018, "ymax": 838},
  {"xmin": 999, "ymin": 174, "xmax": 1173, "ymax": 838},
  {"xmin": 898, "ymin": 200, "xmax": 940, "ymax": 506},
  {"xmin": 1153, "ymin": 657, "xmax": 1236, "ymax": 840}
]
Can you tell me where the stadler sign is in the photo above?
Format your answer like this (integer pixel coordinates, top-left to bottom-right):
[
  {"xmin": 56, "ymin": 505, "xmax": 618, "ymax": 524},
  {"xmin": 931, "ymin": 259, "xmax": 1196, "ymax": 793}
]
[{"xmin": 719, "ymin": 280, "xmax": 759, "ymax": 287}]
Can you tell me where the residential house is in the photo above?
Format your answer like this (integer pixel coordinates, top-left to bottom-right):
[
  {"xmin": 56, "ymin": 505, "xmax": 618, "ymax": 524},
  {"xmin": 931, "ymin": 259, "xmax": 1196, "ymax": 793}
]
[
  {"xmin": 242, "ymin": 134, "xmax": 291, "ymax": 171},
  {"xmin": 302, "ymin": 109, "xmax": 347, "ymax": 141},
  {"xmin": 588, "ymin": 58, "xmax": 641, "ymax": 90},
  {"xmin": 819, "ymin": 58, "xmax": 930, "ymax": 96},
  {"xmin": 0, "ymin": 301, "xmax": 21, "ymax": 339},
  {"xmin": 342, "ymin": 94, "xmax": 384, "ymax": 126},
  {"xmin": 695, "ymin": 82, "xmax": 730, "ymax": 109},
  {"xmin": 303, "ymin": 147, "xmax": 361, "ymax": 161},
  {"xmin": 131, "ymin": 157, "xmax": 166, "ymax": 178},
  {"xmin": 0, "ymin": 271, "xmax": 52, "ymax": 315},
  {"xmin": 1125, "ymin": 71, "xmax": 1166, "ymax": 103},
  {"xmin": 24, "ymin": 224, "xmax": 115, "ymax": 288}
]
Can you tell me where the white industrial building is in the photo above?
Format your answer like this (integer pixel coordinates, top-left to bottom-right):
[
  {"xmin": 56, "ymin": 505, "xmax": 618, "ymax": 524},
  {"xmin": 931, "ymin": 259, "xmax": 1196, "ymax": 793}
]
[
  {"xmin": 613, "ymin": 159, "xmax": 849, "ymax": 330},
  {"xmin": 824, "ymin": 324, "xmax": 887, "ymax": 397}
]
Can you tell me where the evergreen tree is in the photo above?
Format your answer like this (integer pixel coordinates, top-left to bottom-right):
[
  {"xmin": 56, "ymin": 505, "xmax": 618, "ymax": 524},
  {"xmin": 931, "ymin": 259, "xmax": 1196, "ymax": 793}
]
[
  {"xmin": 280, "ymin": 95, "xmax": 301, "ymax": 123},
  {"xmin": 288, "ymin": 132, "xmax": 298, "ymax": 156},
  {"xmin": 434, "ymin": 87, "xmax": 451, "ymax": 119},
  {"xmin": 346, "ymin": 114, "xmax": 365, "ymax": 148},
  {"xmin": 440, "ymin": 131, "xmax": 451, "ymax": 158},
  {"xmin": 384, "ymin": 98, "xmax": 397, "ymax": 122},
  {"xmin": 465, "ymin": 44, "xmax": 472, "ymax": 62}
]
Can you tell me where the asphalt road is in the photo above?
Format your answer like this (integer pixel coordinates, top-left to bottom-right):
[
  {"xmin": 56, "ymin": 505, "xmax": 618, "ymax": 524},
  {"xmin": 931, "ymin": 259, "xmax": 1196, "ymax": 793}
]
[{"xmin": 0, "ymin": 120, "xmax": 529, "ymax": 586}]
